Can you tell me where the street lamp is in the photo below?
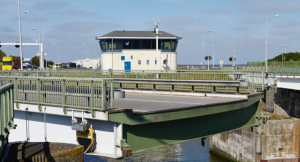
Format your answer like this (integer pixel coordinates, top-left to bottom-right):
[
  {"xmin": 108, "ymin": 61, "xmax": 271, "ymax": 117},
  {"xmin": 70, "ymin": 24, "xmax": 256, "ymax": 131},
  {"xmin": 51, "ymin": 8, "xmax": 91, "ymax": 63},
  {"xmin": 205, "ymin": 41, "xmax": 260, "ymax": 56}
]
[
  {"xmin": 52, "ymin": 44, "xmax": 59, "ymax": 68},
  {"xmin": 203, "ymin": 30, "xmax": 212, "ymax": 68},
  {"xmin": 281, "ymin": 45, "xmax": 284, "ymax": 67},
  {"xmin": 284, "ymin": 57, "xmax": 286, "ymax": 66},
  {"xmin": 265, "ymin": 15, "xmax": 279, "ymax": 72},
  {"xmin": 213, "ymin": 32, "xmax": 215, "ymax": 68},
  {"xmin": 25, "ymin": 11, "xmax": 43, "ymax": 69},
  {"xmin": 18, "ymin": 0, "xmax": 24, "ymax": 70}
]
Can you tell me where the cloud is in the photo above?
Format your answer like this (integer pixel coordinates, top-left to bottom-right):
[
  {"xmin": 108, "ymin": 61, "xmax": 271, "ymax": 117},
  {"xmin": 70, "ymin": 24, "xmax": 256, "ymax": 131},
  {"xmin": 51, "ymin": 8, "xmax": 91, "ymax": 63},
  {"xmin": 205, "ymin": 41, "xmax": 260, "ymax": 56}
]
[
  {"xmin": 238, "ymin": 17, "xmax": 265, "ymax": 25},
  {"xmin": 50, "ymin": 21, "xmax": 122, "ymax": 33},
  {"xmin": 203, "ymin": 8, "xmax": 231, "ymax": 14},
  {"xmin": 32, "ymin": 1, "xmax": 70, "ymax": 10},
  {"xmin": 145, "ymin": 16, "xmax": 201, "ymax": 27},
  {"xmin": 240, "ymin": 0, "xmax": 300, "ymax": 14},
  {"xmin": 0, "ymin": 26, "xmax": 15, "ymax": 33},
  {"xmin": 231, "ymin": 26, "xmax": 251, "ymax": 31},
  {"xmin": 58, "ymin": 6, "xmax": 99, "ymax": 16}
]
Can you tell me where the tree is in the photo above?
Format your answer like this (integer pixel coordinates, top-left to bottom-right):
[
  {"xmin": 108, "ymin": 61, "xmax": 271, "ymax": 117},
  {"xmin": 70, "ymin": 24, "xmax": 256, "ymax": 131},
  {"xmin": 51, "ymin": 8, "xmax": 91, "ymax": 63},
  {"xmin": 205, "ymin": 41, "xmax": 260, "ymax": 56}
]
[
  {"xmin": 0, "ymin": 50, "xmax": 6, "ymax": 61},
  {"xmin": 268, "ymin": 52, "xmax": 300, "ymax": 61},
  {"xmin": 47, "ymin": 60, "xmax": 54, "ymax": 67},
  {"xmin": 32, "ymin": 56, "xmax": 54, "ymax": 67}
]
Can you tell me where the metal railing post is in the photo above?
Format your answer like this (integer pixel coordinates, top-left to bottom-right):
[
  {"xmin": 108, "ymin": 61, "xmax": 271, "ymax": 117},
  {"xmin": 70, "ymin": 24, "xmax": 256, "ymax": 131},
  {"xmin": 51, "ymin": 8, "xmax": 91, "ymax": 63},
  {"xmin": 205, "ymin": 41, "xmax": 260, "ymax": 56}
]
[
  {"xmin": 262, "ymin": 71, "xmax": 264, "ymax": 91},
  {"xmin": 37, "ymin": 78, "xmax": 42, "ymax": 111},
  {"xmin": 62, "ymin": 79, "xmax": 66, "ymax": 114},
  {"xmin": 110, "ymin": 81, "xmax": 114, "ymax": 109},
  {"xmin": 102, "ymin": 80, "xmax": 107, "ymax": 111},
  {"xmin": 90, "ymin": 81, "xmax": 95, "ymax": 117},
  {"xmin": 14, "ymin": 78, "xmax": 19, "ymax": 109}
]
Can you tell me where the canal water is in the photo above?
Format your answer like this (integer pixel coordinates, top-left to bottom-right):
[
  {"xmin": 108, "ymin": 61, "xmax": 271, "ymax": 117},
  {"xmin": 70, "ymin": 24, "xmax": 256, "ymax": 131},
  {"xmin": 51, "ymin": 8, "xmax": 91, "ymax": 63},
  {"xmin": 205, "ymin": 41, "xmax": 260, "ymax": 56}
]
[{"xmin": 85, "ymin": 138, "xmax": 227, "ymax": 162}]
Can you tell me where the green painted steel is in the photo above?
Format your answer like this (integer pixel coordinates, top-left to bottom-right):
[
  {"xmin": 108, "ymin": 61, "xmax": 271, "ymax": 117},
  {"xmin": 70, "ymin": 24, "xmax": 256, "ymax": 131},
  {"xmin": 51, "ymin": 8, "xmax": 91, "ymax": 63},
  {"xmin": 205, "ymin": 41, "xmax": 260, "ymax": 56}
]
[
  {"xmin": 108, "ymin": 93, "xmax": 262, "ymax": 125},
  {"xmin": 107, "ymin": 93, "xmax": 263, "ymax": 153},
  {"xmin": 0, "ymin": 83, "xmax": 14, "ymax": 148},
  {"xmin": 0, "ymin": 76, "xmax": 114, "ymax": 117}
]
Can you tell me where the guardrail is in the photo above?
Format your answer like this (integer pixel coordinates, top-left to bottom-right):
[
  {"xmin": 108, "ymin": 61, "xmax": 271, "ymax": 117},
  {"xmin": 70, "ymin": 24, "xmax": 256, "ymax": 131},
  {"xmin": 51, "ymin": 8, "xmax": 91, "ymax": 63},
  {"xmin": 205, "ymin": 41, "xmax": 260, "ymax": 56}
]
[
  {"xmin": 0, "ymin": 76, "xmax": 114, "ymax": 117},
  {"xmin": 1, "ymin": 70, "xmax": 264, "ymax": 91},
  {"xmin": 0, "ymin": 83, "xmax": 14, "ymax": 148}
]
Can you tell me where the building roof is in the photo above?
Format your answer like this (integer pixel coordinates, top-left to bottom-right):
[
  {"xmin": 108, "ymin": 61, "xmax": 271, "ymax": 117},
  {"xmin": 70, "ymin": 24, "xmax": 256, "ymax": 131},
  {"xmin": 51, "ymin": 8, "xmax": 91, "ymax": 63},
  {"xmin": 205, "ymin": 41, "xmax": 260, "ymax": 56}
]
[{"xmin": 95, "ymin": 31, "xmax": 182, "ymax": 40}]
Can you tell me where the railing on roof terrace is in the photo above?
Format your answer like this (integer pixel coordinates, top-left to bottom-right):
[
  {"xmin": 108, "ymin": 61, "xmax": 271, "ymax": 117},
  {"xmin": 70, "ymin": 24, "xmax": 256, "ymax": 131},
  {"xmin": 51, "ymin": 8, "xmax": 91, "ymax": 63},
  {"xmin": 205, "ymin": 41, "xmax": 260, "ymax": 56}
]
[
  {"xmin": 0, "ymin": 76, "xmax": 114, "ymax": 117},
  {"xmin": 0, "ymin": 83, "xmax": 14, "ymax": 148}
]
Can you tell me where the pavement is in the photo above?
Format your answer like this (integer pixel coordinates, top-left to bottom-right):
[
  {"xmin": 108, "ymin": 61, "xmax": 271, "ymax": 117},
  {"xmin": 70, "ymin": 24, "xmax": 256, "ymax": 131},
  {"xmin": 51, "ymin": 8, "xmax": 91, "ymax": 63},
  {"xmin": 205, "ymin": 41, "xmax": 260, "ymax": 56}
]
[{"xmin": 113, "ymin": 93, "xmax": 245, "ymax": 112}]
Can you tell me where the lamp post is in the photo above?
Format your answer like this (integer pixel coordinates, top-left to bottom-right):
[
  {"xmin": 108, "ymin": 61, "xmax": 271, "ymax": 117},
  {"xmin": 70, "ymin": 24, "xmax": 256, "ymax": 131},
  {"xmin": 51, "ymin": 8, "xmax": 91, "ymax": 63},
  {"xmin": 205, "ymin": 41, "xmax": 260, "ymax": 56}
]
[
  {"xmin": 154, "ymin": 22, "xmax": 161, "ymax": 71},
  {"xmin": 18, "ymin": 0, "xmax": 23, "ymax": 70},
  {"xmin": 284, "ymin": 57, "xmax": 286, "ymax": 66},
  {"xmin": 31, "ymin": 28, "xmax": 45, "ymax": 68},
  {"xmin": 52, "ymin": 44, "xmax": 59, "ymax": 69},
  {"xmin": 265, "ymin": 15, "xmax": 279, "ymax": 72},
  {"xmin": 213, "ymin": 32, "xmax": 215, "ymax": 68},
  {"xmin": 25, "ymin": 11, "xmax": 43, "ymax": 69},
  {"xmin": 203, "ymin": 30, "xmax": 212, "ymax": 68},
  {"xmin": 281, "ymin": 45, "xmax": 284, "ymax": 67}
]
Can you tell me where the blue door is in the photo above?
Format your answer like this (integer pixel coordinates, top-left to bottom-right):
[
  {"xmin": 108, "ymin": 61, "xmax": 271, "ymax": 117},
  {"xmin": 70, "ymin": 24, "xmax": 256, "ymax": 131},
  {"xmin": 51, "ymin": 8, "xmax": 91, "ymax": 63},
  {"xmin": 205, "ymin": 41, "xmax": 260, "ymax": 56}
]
[{"xmin": 124, "ymin": 62, "xmax": 131, "ymax": 72}]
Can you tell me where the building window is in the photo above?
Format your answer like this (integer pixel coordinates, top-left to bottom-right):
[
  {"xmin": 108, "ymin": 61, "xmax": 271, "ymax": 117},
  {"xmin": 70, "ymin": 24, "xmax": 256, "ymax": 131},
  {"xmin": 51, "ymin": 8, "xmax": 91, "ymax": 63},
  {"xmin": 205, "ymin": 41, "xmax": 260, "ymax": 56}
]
[
  {"xmin": 147, "ymin": 60, "xmax": 149, "ymax": 65},
  {"xmin": 138, "ymin": 60, "xmax": 141, "ymax": 65},
  {"xmin": 155, "ymin": 60, "xmax": 157, "ymax": 65},
  {"xmin": 163, "ymin": 59, "xmax": 167, "ymax": 64},
  {"xmin": 152, "ymin": 40, "xmax": 161, "ymax": 49},
  {"xmin": 121, "ymin": 56, "xmax": 125, "ymax": 60},
  {"xmin": 123, "ymin": 40, "xmax": 131, "ymax": 49},
  {"xmin": 132, "ymin": 41, "xmax": 141, "ymax": 49},
  {"xmin": 113, "ymin": 41, "xmax": 122, "ymax": 49},
  {"xmin": 142, "ymin": 41, "xmax": 152, "ymax": 49}
]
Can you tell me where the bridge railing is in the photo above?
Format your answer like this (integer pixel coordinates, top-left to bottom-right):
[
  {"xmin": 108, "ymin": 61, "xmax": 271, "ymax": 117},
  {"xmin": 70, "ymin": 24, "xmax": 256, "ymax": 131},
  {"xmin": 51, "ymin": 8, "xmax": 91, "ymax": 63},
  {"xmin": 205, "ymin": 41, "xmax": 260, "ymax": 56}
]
[
  {"xmin": 1, "ymin": 70, "xmax": 265, "ymax": 91},
  {"xmin": 0, "ymin": 76, "xmax": 114, "ymax": 117},
  {"xmin": 0, "ymin": 83, "xmax": 14, "ymax": 148}
]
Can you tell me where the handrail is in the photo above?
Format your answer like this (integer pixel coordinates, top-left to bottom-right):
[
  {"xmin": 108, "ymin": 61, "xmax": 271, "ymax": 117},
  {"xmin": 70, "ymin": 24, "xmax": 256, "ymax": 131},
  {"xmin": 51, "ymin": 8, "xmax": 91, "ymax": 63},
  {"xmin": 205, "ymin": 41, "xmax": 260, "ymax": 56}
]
[
  {"xmin": 0, "ymin": 76, "xmax": 114, "ymax": 117},
  {"xmin": 0, "ymin": 83, "xmax": 14, "ymax": 148}
]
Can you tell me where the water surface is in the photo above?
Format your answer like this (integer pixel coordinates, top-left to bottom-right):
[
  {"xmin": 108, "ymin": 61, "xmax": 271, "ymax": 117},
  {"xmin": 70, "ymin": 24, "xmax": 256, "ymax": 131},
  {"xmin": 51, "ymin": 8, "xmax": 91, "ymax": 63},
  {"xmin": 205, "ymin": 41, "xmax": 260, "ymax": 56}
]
[{"xmin": 85, "ymin": 138, "xmax": 227, "ymax": 162}]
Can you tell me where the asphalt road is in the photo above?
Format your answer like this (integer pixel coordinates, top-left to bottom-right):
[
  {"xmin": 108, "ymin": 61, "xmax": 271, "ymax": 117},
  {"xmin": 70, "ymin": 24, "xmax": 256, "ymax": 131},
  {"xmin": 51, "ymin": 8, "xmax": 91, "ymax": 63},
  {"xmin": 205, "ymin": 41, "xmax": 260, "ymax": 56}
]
[{"xmin": 113, "ymin": 93, "xmax": 244, "ymax": 112}]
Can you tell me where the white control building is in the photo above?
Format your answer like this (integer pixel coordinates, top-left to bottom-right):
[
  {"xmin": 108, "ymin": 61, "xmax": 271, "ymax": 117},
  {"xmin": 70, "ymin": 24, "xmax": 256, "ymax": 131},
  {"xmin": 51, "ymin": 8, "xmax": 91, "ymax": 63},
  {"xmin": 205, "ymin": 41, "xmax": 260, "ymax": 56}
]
[{"xmin": 95, "ymin": 30, "xmax": 182, "ymax": 71}]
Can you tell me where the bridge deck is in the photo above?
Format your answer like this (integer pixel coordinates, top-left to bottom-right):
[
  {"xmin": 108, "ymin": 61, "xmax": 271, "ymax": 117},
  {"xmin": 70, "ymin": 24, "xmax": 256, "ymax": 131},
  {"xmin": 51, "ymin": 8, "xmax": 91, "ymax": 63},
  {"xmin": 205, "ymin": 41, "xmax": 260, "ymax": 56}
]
[{"xmin": 112, "ymin": 92, "xmax": 255, "ymax": 113}]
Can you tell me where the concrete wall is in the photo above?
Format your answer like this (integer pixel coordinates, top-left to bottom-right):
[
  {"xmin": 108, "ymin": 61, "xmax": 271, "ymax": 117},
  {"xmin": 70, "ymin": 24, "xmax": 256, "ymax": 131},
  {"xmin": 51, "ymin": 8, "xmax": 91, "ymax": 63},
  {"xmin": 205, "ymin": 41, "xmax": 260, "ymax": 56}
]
[
  {"xmin": 210, "ymin": 127, "xmax": 256, "ymax": 162},
  {"xmin": 261, "ymin": 119, "xmax": 300, "ymax": 159},
  {"xmin": 210, "ymin": 119, "xmax": 300, "ymax": 162},
  {"xmin": 101, "ymin": 50, "xmax": 177, "ymax": 71},
  {"xmin": 275, "ymin": 88, "xmax": 300, "ymax": 118}
]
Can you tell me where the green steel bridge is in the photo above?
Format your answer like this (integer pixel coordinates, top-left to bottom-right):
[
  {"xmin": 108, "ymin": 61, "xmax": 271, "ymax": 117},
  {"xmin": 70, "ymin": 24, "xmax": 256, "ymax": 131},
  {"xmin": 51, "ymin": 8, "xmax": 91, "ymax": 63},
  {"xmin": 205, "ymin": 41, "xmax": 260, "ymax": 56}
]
[{"xmin": 0, "ymin": 71, "xmax": 266, "ymax": 158}]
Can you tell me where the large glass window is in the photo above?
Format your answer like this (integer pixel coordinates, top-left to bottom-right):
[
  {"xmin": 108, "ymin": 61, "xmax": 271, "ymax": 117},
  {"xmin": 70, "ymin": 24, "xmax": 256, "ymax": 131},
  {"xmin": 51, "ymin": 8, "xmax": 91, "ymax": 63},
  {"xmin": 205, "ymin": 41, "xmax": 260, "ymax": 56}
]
[
  {"xmin": 99, "ymin": 41, "xmax": 105, "ymax": 50},
  {"xmin": 142, "ymin": 41, "xmax": 152, "ymax": 49},
  {"xmin": 152, "ymin": 40, "xmax": 161, "ymax": 49},
  {"xmin": 162, "ymin": 41, "xmax": 171, "ymax": 49},
  {"xmin": 105, "ymin": 40, "xmax": 112, "ymax": 50},
  {"xmin": 138, "ymin": 60, "xmax": 141, "ymax": 65},
  {"xmin": 3, "ymin": 61, "xmax": 12, "ymax": 65},
  {"xmin": 113, "ymin": 41, "xmax": 122, "ymax": 49},
  {"xmin": 123, "ymin": 40, "xmax": 131, "ymax": 49},
  {"xmin": 132, "ymin": 41, "xmax": 141, "ymax": 49},
  {"xmin": 171, "ymin": 41, "xmax": 178, "ymax": 49}
]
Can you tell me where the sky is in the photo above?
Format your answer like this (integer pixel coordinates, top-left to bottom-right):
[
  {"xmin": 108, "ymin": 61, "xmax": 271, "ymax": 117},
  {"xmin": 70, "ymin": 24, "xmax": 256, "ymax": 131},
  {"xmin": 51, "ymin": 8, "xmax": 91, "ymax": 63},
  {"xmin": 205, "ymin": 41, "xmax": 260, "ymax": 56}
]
[{"xmin": 0, "ymin": 0, "xmax": 299, "ymax": 65}]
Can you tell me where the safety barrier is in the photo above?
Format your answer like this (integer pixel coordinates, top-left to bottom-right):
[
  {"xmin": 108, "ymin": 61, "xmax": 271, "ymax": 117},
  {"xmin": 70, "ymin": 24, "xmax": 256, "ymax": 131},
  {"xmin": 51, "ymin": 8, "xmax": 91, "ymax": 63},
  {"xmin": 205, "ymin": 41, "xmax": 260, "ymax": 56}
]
[
  {"xmin": 0, "ymin": 83, "xmax": 14, "ymax": 148},
  {"xmin": 0, "ymin": 76, "xmax": 114, "ymax": 117}
]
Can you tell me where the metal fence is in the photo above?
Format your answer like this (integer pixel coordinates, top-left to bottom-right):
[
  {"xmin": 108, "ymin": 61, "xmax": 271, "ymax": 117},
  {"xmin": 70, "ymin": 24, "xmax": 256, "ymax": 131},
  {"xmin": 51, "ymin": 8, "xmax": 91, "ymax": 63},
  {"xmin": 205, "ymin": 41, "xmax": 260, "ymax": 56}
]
[
  {"xmin": 0, "ymin": 83, "xmax": 14, "ymax": 148},
  {"xmin": 0, "ymin": 70, "xmax": 265, "ymax": 91},
  {"xmin": 0, "ymin": 76, "xmax": 114, "ymax": 117}
]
